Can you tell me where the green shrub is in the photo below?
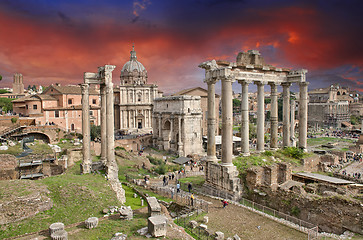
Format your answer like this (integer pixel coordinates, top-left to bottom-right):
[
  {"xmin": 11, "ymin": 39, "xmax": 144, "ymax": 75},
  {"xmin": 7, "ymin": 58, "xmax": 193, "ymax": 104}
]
[
  {"xmin": 11, "ymin": 117, "xmax": 17, "ymax": 124},
  {"xmin": 115, "ymin": 146, "xmax": 126, "ymax": 151},
  {"xmin": 155, "ymin": 164, "xmax": 166, "ymax": 174},
  {"xmin": 147, "ymin": 155, "xmax": 163, "ymax": 165},
  {"xmin": 291, "ymin": 206, "xmax": 300, "ymax": 217},
  {"xmin": 282, "ymin": 147, "xmax": 303, "ymax": 159},
  {"xmin": 263, "ymin": 151, "xmax": 273, "ymax": 156}
]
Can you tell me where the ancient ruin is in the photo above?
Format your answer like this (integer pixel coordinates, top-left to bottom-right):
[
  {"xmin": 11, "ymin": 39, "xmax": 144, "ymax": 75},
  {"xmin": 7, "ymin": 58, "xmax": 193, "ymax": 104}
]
[
  {"xmin": 199, "ymin": 50, "xmax": 309, "ymax": 200},
  {"xmin": 81, "ymin": 64, "xmax": 125, "ymax": 203},
  {"xmin": 152, "ymin": 95, "xmax": 203, "ymax": 157}
]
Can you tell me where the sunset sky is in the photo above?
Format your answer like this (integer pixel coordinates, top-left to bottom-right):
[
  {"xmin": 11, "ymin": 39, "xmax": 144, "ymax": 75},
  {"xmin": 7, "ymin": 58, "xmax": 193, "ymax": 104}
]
[{"xmin": 0, "ymin": 0, "xmax": 362, "ymax": 94}]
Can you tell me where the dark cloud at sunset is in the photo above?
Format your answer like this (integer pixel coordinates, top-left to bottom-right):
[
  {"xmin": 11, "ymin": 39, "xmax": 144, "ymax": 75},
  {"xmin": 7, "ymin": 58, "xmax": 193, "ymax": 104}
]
[{"xmin": 0, "ymin": 0, "xmax": 362, "ymax": 93}]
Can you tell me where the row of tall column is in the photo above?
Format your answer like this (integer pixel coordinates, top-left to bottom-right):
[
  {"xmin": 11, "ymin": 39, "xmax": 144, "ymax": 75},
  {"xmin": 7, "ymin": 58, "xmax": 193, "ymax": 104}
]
[
  {"xmin": 81, "ymin": 65, "xmax": 118, "ymax": 180},
  {"xmin": 119, "ymin": 109, "xmax": 151, "ymax": 129},
  {"xmin": 206, "ymin": 79, "xmax": 309, "ymax": 163}
]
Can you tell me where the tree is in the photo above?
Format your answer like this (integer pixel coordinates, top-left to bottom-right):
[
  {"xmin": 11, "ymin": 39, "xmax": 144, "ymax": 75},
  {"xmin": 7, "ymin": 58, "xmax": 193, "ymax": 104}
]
[
  {"xmin": 27, "ymin": 85, "xmax": 32, "ymax": 90},
  {"xmin": 350, "ymin": 115, "xmax": 360, "ymax": 125},
  {"xmin": 90, "ymin": 125, "xmax": 101, "ymax": 141},
  {"xmin": 0, "ymin": 98, "xmax": 13, "ymax": 112},
  {"xmin": 0, "ymin": 75, "xmax": 2, "ymax": 81},
  {"xmin": 233, "ymin": 98, "xmax": 241, "ymax": 107},
  {"xmin": 11, "ymin": 117, "xmax": 17, "ymax": 124},
  {"xmin": 249, "ymin": 123, "xmax": 257, "ymax": 139}
]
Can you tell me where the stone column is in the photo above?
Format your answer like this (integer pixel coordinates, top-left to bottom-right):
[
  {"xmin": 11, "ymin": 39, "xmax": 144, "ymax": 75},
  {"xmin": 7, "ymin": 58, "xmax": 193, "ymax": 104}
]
[
  {"xmin": 178, "ymin": 116, "xmax": 183, "ymax": 156},
  {"xmin": 255, "ymin": 81, "xmax": 265, "ymax": 152},
  {"xmin": 269, "ymin": 83, "xmax": 278, "ymax": 149},
  {"xmin": 221, "ymin": 76, "xmax": 234, "ymax": 166},
  {"xmin": 299, "ymin": 82, "xmax": 309, "ymax": 150},
  {"xmin": 206, "ymin": 80, "xmax": 218, "ymax": 162},
  {"xmin": 81, "ymin": 83, "xmax": 91, "ymax": 173},
  {"xmin": 291, "ymin": 98, "xmax": 296, "ymax": 147},
  {"xmin": 158, "ymin": 115, "xmax": 162, "ymax": 149},
  {"xmin": 105, "ymin": 66, "xmax": 118, "ymax": 180},
  {"xmin": 100, "ymin": 84, "xmax": 107, "ymax": 164},
  {"xmin": 282, "ymin": 82, "xmax": 291, "ymax": 147},
  {"xmin": 239, "ymin": 80, "xmax": 250, "ymax": 156}
]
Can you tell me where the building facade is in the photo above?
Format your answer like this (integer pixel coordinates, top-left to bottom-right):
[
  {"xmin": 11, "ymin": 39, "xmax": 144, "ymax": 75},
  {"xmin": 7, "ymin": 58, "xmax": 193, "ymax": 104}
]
[
  {"xmin": 114, "ymin": 46, "xmax": 161, "ymax": 133},
  {"xmin": 12, "ymin": 84, "xmax": 100, "ymax": 132},
  {"xmin": 152, "ymin": 95, "xmax": 203, "ymax": 157},
  {"xmin": 308, "ymin": 84, "xmax": 351, "ymax": 128},
  {"xmin": 172, "ymin": 87, "xmax": 219, "ymax": 136}
]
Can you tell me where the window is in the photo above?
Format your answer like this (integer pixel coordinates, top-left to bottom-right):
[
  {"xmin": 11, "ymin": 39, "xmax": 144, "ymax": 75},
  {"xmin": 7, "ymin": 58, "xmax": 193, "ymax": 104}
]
[
  {"xmin": 90, "ymin": 110, "xmax": 93, "ymax": 116},
  {"xmin": 92, "ymin": 99, "xmax": 96, "ymax": 104},
  {"xmin": 26, "ymin": 105, "xmax": 28, "ymax": 109},
  {"xmin": 68, "ymin": 99, "xmax": 73, "ymax": 104},
  {"xmin": 33, "ymin": 104, "xmax": 37, "ymax": 110},
  {"xmin": 55, "ymin": 110, "xmax": 59, "ymax": 118}
]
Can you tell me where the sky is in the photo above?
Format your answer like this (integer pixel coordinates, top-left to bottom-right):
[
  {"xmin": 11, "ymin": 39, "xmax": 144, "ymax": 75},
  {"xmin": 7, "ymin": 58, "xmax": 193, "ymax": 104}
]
[{"xmin": 0, "ymin": 0, "xmax": 362, "ymax": 94}]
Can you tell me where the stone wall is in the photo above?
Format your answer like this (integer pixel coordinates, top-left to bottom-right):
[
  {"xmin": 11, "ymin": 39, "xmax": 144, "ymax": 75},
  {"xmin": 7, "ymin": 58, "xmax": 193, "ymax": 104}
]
[
  {"xmin": 0, "ymin": 154, "xmax": 19, "ymax": 180},
  {"xmin": 247, "ymin": 187, "xmax": 363, "ymax": 235}
]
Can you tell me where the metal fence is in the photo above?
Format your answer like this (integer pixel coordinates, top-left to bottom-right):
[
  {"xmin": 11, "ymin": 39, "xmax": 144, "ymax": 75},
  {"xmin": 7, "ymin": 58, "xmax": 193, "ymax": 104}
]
[{"xmin": 239, "ymin": 198, "xmax": 317, "ymax": 231}]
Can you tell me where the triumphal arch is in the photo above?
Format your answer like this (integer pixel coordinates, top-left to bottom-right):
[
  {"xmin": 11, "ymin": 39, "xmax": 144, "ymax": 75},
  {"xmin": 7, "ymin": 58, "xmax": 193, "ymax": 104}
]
[{"xmin": 199, "ymin": 50, "xmax": 308, "ymax": 200}]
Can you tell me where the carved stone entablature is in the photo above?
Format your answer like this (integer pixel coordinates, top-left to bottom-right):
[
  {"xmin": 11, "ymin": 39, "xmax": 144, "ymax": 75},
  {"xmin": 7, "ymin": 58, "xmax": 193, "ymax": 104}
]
[
  {"xmin": 233, "ymin": 70, "xmax": 287, "ymax": 83},
  {"xmin": 287, "ymin": 69, "xmax": 308, "ymax": 82},
  {"xmin": 84, "ymin": 65, "xmax": 116, "ymax": 85}
]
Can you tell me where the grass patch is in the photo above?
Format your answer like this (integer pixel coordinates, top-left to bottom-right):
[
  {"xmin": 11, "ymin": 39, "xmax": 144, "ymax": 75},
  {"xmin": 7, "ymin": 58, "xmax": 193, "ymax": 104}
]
[
  {"xmin": 0, "ymin": 161, "xmax": 120, "ymax": 239},
  {"xmin": 67, "ymin": 214, "xmax": 148, "ymax": 240},
  {"xmin": 123, "ymin": 184, "xmax": 144, "ymax": 210},
  {"xmin": 307, "ymin": 137, "xmax": 353, "ymax": 146},
  {"xmin": 0, "ymin": 142, "xmax": 23, "ymax": 156}
]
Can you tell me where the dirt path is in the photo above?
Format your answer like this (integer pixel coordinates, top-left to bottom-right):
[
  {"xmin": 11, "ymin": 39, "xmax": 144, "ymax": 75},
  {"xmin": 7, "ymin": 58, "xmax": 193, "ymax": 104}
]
[{"xmin": 199, "ymin": 196, "xmax": 307, "ymax": 240}]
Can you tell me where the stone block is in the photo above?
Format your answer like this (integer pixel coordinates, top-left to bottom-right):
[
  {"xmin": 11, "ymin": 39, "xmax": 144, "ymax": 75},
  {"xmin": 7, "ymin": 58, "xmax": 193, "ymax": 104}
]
[
  {"xmin": 233, "ymin": 234, "xmax": 241, "ymax": 240},
  {"xmin": 199, "ymin": 224, "xmax": 208, "ymax": 230},
  {"xmin": 203, "ymin": 216, "xmax": 209, "ymax": 223},
  {"xmin": 119, "ymin": 206, "xmax": 133, "ymax": 220},
  {"xmin": 148, "ymin": 215, "xmax": 167, "ymax": 237},
  {"xmin": 50, "ymin": 229, "xmax": 67, "ymax": 240},
  {"xmin": 146, "ymin": 197, "xmax": 161, "ymax": 217},
  {"xmin": 111, "ymin": 232, "xmax": 127, "ymax": 240},
  {"xmin": 214, "ymin": 231, "xmax": 224, "ymax": 240},
  {"xmin": 49, "ymin": 222, "xmax": 64, "ymax": 235},
  {"xmin": 189, "ymin": 220, "xmax": 198, "ymax": 229},
  {"xmin": 85, "ymin": 217, "xmax": 98, "ymax": 229}
]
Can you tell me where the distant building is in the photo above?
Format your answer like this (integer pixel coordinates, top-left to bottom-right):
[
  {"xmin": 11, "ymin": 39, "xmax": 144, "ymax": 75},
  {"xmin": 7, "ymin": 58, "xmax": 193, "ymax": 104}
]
[
  {"xmin": 152, "ymin": 95, "xmax": 203, "ymax": 157},
  {"xmin": 172, "ymin": 87, "xmax": 220, "ymax": 136},
  {"xmin": 308, "ymin": 84, "xmax": 351, "ymax": 128},
  {"xmin": 114, "ymin": 46, "xmax": 161, "ymax": 134},
  {"xmin": 0, "ymin": 73, "xmax": 27, "ymax": 99},
  {"xmin": 12, "ymin": 84, "xmax": 100, "ymax": 132}
]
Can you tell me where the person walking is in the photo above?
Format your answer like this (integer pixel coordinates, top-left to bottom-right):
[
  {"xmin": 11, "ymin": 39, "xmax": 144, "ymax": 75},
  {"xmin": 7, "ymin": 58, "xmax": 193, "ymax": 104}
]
[
  {"xmin": 190, "ymin": 193, "xmax": 194, "ymax": 207},
  {"xmin": 176, "ymin": 182, "xmax": 180, "ymax": 193},
  {"xmin": 188, "ymin": 183, "xmax": 192, "ymax": 193},
  {"xmin": 171, "ymin": 188, "xmax": 175, "ymax": 199}
]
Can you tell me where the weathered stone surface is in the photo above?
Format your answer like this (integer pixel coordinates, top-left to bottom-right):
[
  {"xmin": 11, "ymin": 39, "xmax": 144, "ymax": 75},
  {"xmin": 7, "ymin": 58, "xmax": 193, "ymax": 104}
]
[
  {"xmin": 49, "ymin": 222, "xmax": 64, "ymax": 235},
  {"xmin": 146, "ymin": 197, "xmax": 161, "ymax": 217},
  {"xmin": 119, "ymin": 206, "xmax": 133, "ymax": 220},
  {"xmin": 110, "ymin": 232, "xmax": 127, "ymax": 240},
  {"xmin": 233, "ymin": 234, "xmax": 241, "ymax": 240},
  {"xmin": 148, "ymin": 215, "xmax": 167, "ymax": 237},
  {"xmin": 50, "ymin": 229, "xmax": 67, "ymax": 240},
  {"xmin": 102, "ymin": 208, "xmax": 109, "ymax": 214},
  {"xmin": 203, "ymin": 216, "xmax": 209, "ymax": 223},
  {"xmin": 199, "ymin": 224, "xmax": 208, "ymax": 230},
  {"xmin": 189, "ymin": 220, "xmax": 198, "ymax": 229},
  {"xmin": 85, "ymin": 217, "xmax": 98, "ymax": 229},
  {"xmin": 214, "ymin": 231, "xmax": 224, "ymax": 240}
]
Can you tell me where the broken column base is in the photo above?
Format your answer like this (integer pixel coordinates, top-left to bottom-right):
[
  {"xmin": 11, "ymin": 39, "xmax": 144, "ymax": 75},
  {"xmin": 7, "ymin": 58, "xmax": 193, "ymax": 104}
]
[
  {"xmin": 202, "ymin": 161, "xmax": 243, "ymax": 201},
  {"xmin": 80, "ymin": 163, "xmax": 91, "ymax": 174},
  {"xmin": 148, "ymin": 215, "xmax": 167, "ymax": 237}
]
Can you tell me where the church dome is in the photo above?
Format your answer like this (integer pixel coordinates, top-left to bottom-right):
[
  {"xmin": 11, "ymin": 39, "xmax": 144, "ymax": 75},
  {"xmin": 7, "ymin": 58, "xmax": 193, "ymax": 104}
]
[{"xmin": 120, "ymin": 45, "xmax": 148, "ymax": 85}]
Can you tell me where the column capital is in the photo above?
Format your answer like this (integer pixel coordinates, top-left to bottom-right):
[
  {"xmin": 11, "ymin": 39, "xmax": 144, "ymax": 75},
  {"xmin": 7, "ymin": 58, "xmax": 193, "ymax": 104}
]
[
  {"xmin": 220, "ymin": 75, "xmax": 235, "ymax": 83},
  {"xmin": 204, "ymin": 78, "xmax": 218, "ymax": 85},
  {"xmin": 268, "ymin": 82, "xmax": 281, "ymax": 87},
  {"xmin": 254, "ymin": 81, "xmax": 267, "ymax": 86},
  {"xmin": 238, "ymin": 80, "xmax": 252, "ymax": 85},
  {"xmin": 281, "ymin": 82, "xmax": 292, "ymax": 87},
  {"xmin": 299, "ymin": 81, "xmax": 309, "ymax": 87},
  {"xmin": 80, "ymin": 83, "xmax": 89, "ymax": 93}
]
